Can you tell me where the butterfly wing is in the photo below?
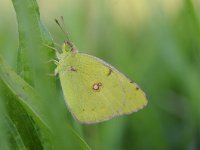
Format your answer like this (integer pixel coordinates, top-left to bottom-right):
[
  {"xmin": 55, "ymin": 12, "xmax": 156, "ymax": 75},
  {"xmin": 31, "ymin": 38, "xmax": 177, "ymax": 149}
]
[{"xmin": 58, "ymin": 53, "xmax": 147, "ymax": 124}]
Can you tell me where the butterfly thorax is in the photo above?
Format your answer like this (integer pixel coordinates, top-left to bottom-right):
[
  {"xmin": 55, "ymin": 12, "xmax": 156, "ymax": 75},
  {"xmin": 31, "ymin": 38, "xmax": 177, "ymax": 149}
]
[{"xmin": 55, "ymin": 41, "xmax": 78, "ymax": 75}]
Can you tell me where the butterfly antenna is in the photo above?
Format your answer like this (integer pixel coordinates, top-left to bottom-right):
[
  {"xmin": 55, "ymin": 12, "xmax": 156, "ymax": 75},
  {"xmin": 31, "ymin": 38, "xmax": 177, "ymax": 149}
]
[
  {"xmin": 55, "ymin": 18, "xmax": 70, "ymax": 41},
  {"xmin": 60, "ymin": 16, "xmax": 66, "ymax": 28},
  {"xmin": 60, "ymin": 16, "xmax": 70, "ymax": 40}
]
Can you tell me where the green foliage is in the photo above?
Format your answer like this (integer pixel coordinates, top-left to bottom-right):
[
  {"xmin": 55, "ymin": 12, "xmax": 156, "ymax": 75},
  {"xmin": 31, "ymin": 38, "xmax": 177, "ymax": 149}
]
[{"xmin": 0, "ymin": 0, "xmax": 90, "ymax": 149}]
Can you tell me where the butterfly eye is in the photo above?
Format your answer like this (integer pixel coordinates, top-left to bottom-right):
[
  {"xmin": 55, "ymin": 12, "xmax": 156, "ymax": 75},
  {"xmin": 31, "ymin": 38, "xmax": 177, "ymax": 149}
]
[
  {"xmin": 65, "ymin": 40, "xmax": 71, "ymax": 47},
  {"xmin": 61, "ymin": 41, "xmax": 73, "ymax": 53}
]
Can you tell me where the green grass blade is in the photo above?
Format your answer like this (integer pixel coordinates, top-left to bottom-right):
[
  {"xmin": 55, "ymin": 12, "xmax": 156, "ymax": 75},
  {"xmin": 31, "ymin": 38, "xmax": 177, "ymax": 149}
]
[
  {"xmin": 0, "ymin": 87, "xmax": 10, "ymax": 150},
  {"xmin": 0, "ymin": 56, "xmax": 51, "ymax": 127},
  {"xmin": 4, "ymin": 115, "xmax": 27, "ymax": 150},
  {"xmin": 0, "ymin": 54, "xmax": 90, "ymax": 149},
  {"xmin": 0, "ymin": 55, "xmax": 52, "ymax": 149},
  {"xmin": 10, "ymin": 0, "xmax": 90, "ymax": 149}
]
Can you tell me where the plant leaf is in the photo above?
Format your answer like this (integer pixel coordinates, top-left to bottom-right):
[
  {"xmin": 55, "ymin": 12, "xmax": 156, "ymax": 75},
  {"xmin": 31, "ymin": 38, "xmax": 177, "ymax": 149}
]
[
  {"xmin": 9, "ymin": 0, "xmax": 90, "ymax": 149},
  {"xmin": 0, "ymin": 55, "xmax": 90, "ymax": 149},
  {"xmin": 0, "ymin": 55, "xmax": 52, "ymax": 149}
]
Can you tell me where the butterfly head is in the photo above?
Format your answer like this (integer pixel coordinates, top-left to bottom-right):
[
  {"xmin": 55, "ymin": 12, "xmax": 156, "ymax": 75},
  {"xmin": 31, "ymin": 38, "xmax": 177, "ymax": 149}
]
[
  {"xmin": 62, "ymin": 40, "xmax": 78, "ymax": 54},
  {"xmin": 54, "ymin": 17, "xmax": 78, "ymax": 55}
]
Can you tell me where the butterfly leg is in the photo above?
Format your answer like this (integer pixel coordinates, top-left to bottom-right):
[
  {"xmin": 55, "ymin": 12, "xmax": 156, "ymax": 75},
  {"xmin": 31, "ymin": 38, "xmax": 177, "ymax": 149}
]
[
  {"xmin": 46, "ymin": 67, "xmax": 59, "ymax": 76},
  {"xmin": 47, "ymin": 59, "xmax": 59, "ymax": 65},
  {"xmin": 43, "ymin": 43, "xmax": 58, "ymax": 52}
]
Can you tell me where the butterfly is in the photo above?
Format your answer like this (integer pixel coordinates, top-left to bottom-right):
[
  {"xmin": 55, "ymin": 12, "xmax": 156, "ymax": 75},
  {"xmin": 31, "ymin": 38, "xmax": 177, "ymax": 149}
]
[
  {"xmin": 54, "ymin": 40, "xmax": 147, "ymax": 124},
  {"xmin": 54, "ymin": 18, "xmax": 147, "ymax": 124}
]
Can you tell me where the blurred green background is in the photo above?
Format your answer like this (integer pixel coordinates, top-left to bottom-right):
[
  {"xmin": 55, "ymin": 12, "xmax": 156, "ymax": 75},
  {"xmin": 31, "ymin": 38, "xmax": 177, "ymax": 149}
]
[{"xmin": 1, "ymin": 0, "xmax": 200, "ymax": 149}]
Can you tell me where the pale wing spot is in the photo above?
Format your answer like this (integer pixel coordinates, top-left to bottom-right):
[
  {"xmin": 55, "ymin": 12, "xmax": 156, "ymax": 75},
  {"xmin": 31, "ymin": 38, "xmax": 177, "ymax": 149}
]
[
  {"xmin": 92, "ymin": 82, "xmax": 103, "ymax": 92},
  {"xmin": 93, "ymin": 84, "xmax": 99, "ymax": 90}
]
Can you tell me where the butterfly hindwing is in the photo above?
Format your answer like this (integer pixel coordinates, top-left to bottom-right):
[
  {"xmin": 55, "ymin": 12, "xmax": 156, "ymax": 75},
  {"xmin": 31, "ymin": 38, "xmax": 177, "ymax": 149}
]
[{"xmin": 58, "ymin": 52, "xmax": 147, "ymax": 123}]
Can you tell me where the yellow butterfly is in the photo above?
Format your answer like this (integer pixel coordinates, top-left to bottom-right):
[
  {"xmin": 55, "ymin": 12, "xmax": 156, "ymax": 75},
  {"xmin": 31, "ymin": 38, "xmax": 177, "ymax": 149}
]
[
  {"xmin": 54, "ymin": 17, "xmax": 147, "ymax": 124},
  {"xmin": 55, "ymin": 40, "xmax": 147, "ymax": 124}
]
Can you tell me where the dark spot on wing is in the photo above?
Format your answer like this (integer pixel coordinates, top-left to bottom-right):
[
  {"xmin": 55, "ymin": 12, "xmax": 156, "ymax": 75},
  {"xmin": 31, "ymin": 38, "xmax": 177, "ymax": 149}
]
[
  {"xmin": 69, "ymin": 66, "xmax": 77, "ymax": 72},
  {"xmin": 130, "ymin": 80, "xmax": 140, "ymax": 90},
  {"xmin": 136, "ymin": 87, "xmax": 139, "ymax": 90},
  {"xmin": 107, "ymin": 68, "xmax": 112, "ymax": 76},
  {"xmin": 82, "ymin": 109, "xmax": 85, "ymax": 111},
  {"xmin": 103, "ymin": 64, "xmax": 113, "ymax": 76}
]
